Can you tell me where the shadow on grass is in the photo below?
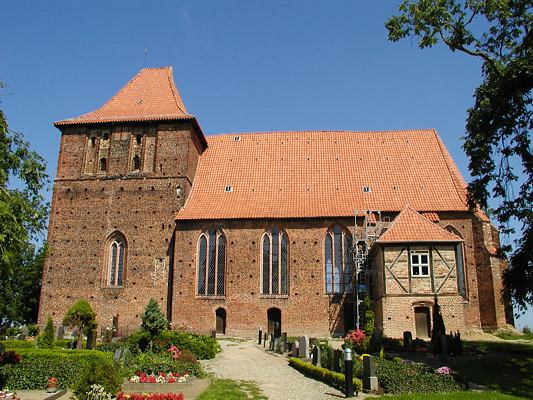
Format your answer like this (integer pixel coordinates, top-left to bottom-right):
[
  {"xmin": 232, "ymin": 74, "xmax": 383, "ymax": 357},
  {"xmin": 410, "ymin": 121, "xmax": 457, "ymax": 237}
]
[{"xmin": 453, "ymin": 355, "xmax": 533, "ymax": 399}]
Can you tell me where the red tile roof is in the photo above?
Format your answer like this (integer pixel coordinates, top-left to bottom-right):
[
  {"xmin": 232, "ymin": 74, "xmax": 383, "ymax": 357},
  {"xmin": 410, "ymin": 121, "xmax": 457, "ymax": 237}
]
[
  {"xmin": 176, "ymin": 130, "xmax": 470, "ymax": 220},
  {"xmin": 377, "ymin": 206, "xmax": 463, "ymax": 243},
  {"xmin": 55, "ymin": 67, "xmax": 194, "ymax": 126}
]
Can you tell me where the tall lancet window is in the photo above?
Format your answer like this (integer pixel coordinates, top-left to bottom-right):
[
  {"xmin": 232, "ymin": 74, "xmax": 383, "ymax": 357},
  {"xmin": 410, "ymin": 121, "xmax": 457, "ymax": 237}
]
[
  {"xmin": 261, "ymin": 227, "xmax": 289, "ymax": 295},
  {"xmin": 107, "ymin": 232, "xmax": 127, "ymax": 286},
  {"xmin": 325, "ymin": 225, "xmax": 352, "ymax": 294},
  {"xmin": 197, "ymin": 227, "xmax": 226, "ymax": 296}
]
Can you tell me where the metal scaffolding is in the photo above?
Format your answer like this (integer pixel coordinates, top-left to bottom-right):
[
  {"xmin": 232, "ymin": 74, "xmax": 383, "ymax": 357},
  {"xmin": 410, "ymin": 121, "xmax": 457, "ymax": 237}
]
[{"xmin": 352, "ymin": 210, "xmax": 384, "ymax": 330}]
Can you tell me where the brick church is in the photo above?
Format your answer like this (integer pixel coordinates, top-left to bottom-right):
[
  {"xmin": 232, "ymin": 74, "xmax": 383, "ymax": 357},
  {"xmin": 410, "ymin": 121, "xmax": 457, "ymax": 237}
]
[{"xmin": 38, "ymin": 67, "xmax": 509, "ymax": 338}]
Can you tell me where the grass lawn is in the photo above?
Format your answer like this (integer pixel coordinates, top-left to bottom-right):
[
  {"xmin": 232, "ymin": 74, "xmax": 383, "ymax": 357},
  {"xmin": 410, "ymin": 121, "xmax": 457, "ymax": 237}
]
[
  {"xmin": 196, "ymin": 379, "xmax": 267, "ymax": 400},
  {"xmin": 384, "ymin": 392, "xmax": 528, "ymax": 400}
]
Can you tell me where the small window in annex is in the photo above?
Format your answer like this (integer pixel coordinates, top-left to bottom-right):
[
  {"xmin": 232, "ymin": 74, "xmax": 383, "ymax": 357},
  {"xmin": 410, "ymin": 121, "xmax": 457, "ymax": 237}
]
[
  {"xmin": 325, "ymin": 225, "xmax": 352, "ymax": 294},
  {"xmin": 197, "ymin": 227, "xmax": 226, "ymax": 296},
  {"xmin": 261, "ymin": 227, "xmax": 288, "ymax": 295},
  {"xmin": 107, "ymin": 232, "xmax": 127, "ymax": 286},
  {"xmin": 411, "ymin": 251, "xmax": 430, "ymax": 277}
]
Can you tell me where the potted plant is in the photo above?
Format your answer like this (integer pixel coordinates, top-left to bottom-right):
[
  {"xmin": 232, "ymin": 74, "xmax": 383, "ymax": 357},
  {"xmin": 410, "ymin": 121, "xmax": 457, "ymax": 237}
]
[{"xmin": 46, "ymin": 377, "xmax": 58, "ymax": 393}]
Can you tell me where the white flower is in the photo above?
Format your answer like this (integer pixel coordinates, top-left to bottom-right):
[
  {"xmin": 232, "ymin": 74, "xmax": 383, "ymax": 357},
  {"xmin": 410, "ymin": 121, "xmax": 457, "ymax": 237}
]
[
  {"xmin": 156, "ymin": 375, "xmax": 165, "ymax": 383},
  {"xmin": 129, "ymin": 376, "xmax": 140, "ymax": 383}
]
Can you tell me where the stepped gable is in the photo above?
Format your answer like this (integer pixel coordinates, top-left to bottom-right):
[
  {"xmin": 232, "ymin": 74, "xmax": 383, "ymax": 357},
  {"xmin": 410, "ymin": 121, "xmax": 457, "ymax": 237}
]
[
  {"xmin": 377, "ymin": 205, "xmax": 463, "ymax": 243},
  {"xmin": 55, "ymin": 67, "xmax": 195, "ymax": 126},
  {"xmin": 176, "ymin": 129, "xmax": 470, "ymax": 220}
]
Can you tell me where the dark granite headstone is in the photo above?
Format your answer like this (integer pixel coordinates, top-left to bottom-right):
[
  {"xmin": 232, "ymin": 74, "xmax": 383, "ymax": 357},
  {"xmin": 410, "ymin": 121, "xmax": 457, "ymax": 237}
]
[
  {"xmin": 86, "ymin": 330, "xmax": 97, "ymax": 349},
  {"xmin": 403, "ymin": 331, "xmax": 413, "ymax": 351},
  {"xmin": 333, "ymin": 349, "xmax": 342, "ymax": 372},
  {"xmin": 274, "ymin": 338, "xmax": 281, "ymax": 353},
  {"xmin": 311, "ymin": 346, "xmax": 321, "ymax": 367},
  {"xmin": 281, "ymin": 332, "xmax": 288, "ymax": 353},
  {"xmin": 291, "ymin": 341, "xmax": 299, "ymax": 357},
  {"xmin": 113, "ymin": 349, "xmax": 122, "ymax": 364},
  {"xmin": 362, "ymin": 355, "xmax": 378, "ymax": 392},
  {"xmin": 56, "ymin": 325, "xmax": 65, "ymax": 340}
]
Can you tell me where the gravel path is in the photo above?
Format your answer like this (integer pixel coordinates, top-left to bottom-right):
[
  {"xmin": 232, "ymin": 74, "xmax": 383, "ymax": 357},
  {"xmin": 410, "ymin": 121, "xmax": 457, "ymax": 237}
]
[{"xmin": 201, "ymin": 339, "xmax": 350, "ymax": 400}]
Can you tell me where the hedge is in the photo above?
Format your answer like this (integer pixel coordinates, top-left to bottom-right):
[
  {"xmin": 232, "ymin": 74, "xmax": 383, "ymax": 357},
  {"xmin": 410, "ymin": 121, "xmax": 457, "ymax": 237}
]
[
  {"xmin": 288, "ymin": 357, "xmax": 362, "ymax": 393},
  {"xmin": 0, "ymin": 348, "xmax": 121, "ymax": 396},
  {"xmin": 0, "ymin": 341, "xmax": 36, "ymax": 349},
  {"xmin": 127, "ymin": 331, "xmax": 220, "ymax": 360},
  {"xmin": 376, "ymin": 358, "xmax": 467, "ymax": 394},
  {"xmin": 121, "ymin": 352, "xmax": 203, "ymax": 378}
]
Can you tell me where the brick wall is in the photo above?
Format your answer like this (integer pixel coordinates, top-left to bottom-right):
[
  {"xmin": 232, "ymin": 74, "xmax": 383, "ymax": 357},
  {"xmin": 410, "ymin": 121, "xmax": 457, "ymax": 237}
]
[{"xmin": 39, "ymin": 121, "xmax": 202, "ymax": 333}]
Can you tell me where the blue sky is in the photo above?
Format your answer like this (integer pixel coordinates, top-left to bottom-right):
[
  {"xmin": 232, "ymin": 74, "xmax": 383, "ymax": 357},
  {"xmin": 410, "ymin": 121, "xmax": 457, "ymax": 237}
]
[{"xmin": 1, "ymin": 1, "xmax": 530, "ymax": 330}]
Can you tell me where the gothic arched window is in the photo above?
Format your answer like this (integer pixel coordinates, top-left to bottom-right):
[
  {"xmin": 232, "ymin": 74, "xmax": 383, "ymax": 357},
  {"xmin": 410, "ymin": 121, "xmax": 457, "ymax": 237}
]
[
  {"xmin": 197, "ymin": 227, "xmax": 226, "ymax": 296},
  {"xmin": 325, "ymin": 225, "xmax": 352, "ymax": 294},
  {"xmin": 261, "ymin": 227, "xmax": 288, "ymax": 295},
  {"xmin": 99, "ymin": 157, "xmax": 107, "ymax": 172},
  {"xmin": 107, "ymin": 232, "xmax": 126, "ymax": 286}
]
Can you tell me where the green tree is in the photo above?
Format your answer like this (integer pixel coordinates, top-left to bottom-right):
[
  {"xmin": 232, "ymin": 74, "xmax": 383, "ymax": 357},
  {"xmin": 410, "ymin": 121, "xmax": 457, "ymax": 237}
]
[
  {"xmin": 0, "ymin": 96, "xmax": 49, "ymax": 327},
  {"xmin": 386, "ymin": 0, "xmax": 532, "ymax": 312},
  {"xmin": 362, "ymin": 294, "xmax": 376, "ymax": 352},
  {"xmin": 140, "ymin": 298, "xmax": 168, "ymax": 347},
  {"xmin": 37, "ymin": 315, "xmax": 55, "ymax": 349},
  {"xmin": 62, "ymin": 299, "xmax": 97, "ymax": 349},
  {"xmin": 431, "ymin": 297, "xmax": 446, "ymax": 353}
]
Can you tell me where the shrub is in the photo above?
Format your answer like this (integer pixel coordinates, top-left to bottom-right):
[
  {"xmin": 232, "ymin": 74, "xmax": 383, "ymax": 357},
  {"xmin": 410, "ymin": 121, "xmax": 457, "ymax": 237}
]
[
  {"xmin": 0, "ymin": 341, "xmax": 35, "ymax": 350},
  {"xmin": 0, "ymin": 349, "xmax": 119, "ymax": 392},
  {"xmin": 26, "ymin": 324, "xmax": 39, "ymax": 337},
  {"xmin": 317, "ymin": 341, "xmax": 334, "ymax": 370},
  {"xmin": 73, "ymin": 358, "xmax": 122, "ymax": 400},
  {"xmin": 37, "ymin": 317, "xmax": 55, "ymax": 349},
  {"xmin": 362, "ymin": 294, "xmax": 375, "ymax": 352},
  {"xmin": 289, "ymin": 357, "xmax": 362, "ymax": 393},
  {"xmin": 140, "ymin": 299, "xmax": 168, "ymax": 344},
  {"xmin": 376, "ymin": 358, "xmax": 467, "ymax": 394},
  {"xmin": 523, "ymin": 325, "xmax": 532, "ymax": 335},
  {"xmin": 0, "ymin": 350, "xmax": 21, "ymax": 365},
  {"xmin": 5, "ymin": 327, "xmax": 21, "ymax": 338},
  {"xmin": 122, "ymin": 352, "xmax": 203, "ymax": 378},
  {"xmin": 63, "ymin": 299, "xmax": 97, "ymax": 349},
  {"xmin": 96, "ymin": 342, "xmax": 124, "ymax": 353}
]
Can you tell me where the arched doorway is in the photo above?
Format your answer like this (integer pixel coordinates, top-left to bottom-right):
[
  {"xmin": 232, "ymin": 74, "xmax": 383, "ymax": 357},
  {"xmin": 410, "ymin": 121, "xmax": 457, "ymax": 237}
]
[
  {"xmin": 414, "ymin": 307, "xmax": 431, "ymax": 338},
  {"xmin": 267, "ymin": 308, "xmax": 281, "ymax": 338},
  {"xmin": 215, "ymin": 308, "xmax": 226, "ymax": 335}
]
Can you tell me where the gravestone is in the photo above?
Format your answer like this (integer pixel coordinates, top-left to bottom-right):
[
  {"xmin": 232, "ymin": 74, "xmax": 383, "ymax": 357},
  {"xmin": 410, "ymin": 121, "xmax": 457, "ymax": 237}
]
[
  {"xmin": 311, "ymin": 345, "xmax": 321, "ymax": 367},
  {"xmin": 56, "ymin": 325, "xmax": 65, "ymax": 340},
  {"xmin": 281, "ymin": 332, "xmax": 288, "ymax": 353},
  {"xmin": 274, "ymin": 337, "xmax": 281, "ymax": 353},
  {"xmin": 18, "ymin": 325, "xmax": 28, "ymax": 340},
  {"xmin": 263, "ymin": 332, "xmax": 267, "ymax": 348},
  {"xmin": 113, "ymin": 349, "xmax": 122, "ymax": 364},
  {"xmin": 333, "ymin": 349, "xmax": 343, "ymax": 372},
  {"xmin": 298, "ymin": 335, "xmax": 309, "ymax": 358},
  {"xmin": 440, "ymin": 334, "xmax": 449, "ymax": 359},
  {"xmin": 403, "ymin": 331, "xmax": 413, "ymax": 351},
  {"xmin": 86, "ymin": 330, "xmax": 95, "ymax": 349},
  {"xmin": 362, "ymin": 355, "xmax": 378, "ymax": 392},
  {"xmin": 291, "ymin": 341, "xmax": 299, "ymax": 357},
  {"xmin": 269, "ymin": 334, "xmax": 274, "ymax": 351}
]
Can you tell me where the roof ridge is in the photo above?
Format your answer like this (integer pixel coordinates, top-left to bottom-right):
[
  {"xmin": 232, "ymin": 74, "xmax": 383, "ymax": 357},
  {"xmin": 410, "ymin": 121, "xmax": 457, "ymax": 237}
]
[
  {"xmin": 165, "ymin": 66, "xmax": 190, "ymax": 116},
  {"xmin": 207, "ymin": 129, "xmax": 437, "ymax": 137}
]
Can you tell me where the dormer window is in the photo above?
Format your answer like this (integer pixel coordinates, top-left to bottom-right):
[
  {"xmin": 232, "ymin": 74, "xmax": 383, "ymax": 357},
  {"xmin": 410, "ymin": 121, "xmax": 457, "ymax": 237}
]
[{"xmin": 224, "ymin": 186, "xmax": 233, "ymax": 192}]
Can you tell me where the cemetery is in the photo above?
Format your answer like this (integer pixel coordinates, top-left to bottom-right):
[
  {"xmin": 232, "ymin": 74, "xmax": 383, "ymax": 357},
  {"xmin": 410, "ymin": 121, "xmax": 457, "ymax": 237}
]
[{"xmin": 1, "ymin": 296, "xmax": 531, "ymax": 399}]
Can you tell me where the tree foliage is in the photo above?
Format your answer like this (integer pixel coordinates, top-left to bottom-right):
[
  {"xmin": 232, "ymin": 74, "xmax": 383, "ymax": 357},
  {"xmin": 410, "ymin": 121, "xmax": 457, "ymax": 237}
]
[
  {"xmin": 386, "ymin": 0, "xmax": 532, "ymax": 311},
  {"xmin": 140, "ymin": 298, "xmax": 168, "ymax": 340},
  {"xmin": 37, "ymin": 315, "xmax": 55, "ymax": 349},
  {"xmin": 0, "ymin": 95, "xmax": 49, "ymax": 326},
  {"xmin": 62, "ymin": 299, "xmax": 97, "ymax": 349}
]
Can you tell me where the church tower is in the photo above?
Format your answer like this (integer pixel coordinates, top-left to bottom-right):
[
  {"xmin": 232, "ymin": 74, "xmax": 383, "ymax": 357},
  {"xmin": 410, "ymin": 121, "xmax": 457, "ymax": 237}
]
[{"xmin": 39, "ymin": 67, "xmax": 206, "ymax": 334}]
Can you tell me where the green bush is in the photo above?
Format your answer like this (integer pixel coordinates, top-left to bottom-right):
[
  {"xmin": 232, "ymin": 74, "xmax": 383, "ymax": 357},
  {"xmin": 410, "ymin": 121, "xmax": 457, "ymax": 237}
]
[
  {"xmin": 289, "ymin": 357, "xmax": 362, "ymax": 393},
  {"xmin": 96, "ymin": 342, "xmax": 124, "ymax": 353},
  {"xmin": 376, "ymin": 358, "xmax": 467, "ymax": 394},
  {"xmin": 0, "ymin": 348, "xmax": 119, "ymax": 392},
  {"xmin": 26, "ymin": 324, "xmax": 39, "ymax": 337},
  {"xmin": 0, "ymin": 341, "xmax": 36, "ymax": 349},
  {"xmin": 73, "ymin": 358, "xmax": 122, "ymax": 400},
  {"xmin": 37, "ymin": 317, "xmax": 55, "ymax": 349},
  {"xmin": 121, "ymin": 352, "xmax": 203, "ymax": 378},
  {"xmin": 127, "ymin": 330, "xmax": 220, "ymax": 360}
]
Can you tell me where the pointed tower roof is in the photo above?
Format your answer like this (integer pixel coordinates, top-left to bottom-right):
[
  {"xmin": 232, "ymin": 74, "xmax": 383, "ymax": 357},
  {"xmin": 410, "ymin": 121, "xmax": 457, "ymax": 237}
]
[
  {"xmin": 55, "ymin": 67, "xmax": 195, "ymax": 126},
  {"xmin": 377, "ymin": 205, "xmax": 463, "ymax": 243}
]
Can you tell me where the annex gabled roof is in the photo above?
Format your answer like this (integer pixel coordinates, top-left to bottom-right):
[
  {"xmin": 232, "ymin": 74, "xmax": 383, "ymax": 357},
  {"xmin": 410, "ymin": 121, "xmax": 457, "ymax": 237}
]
[
  {"xmin": 176, "ymin": 130, "xmax": 470, "ymax": 221},
  {"xmin": 376, "ymin": 206, "xmax": 463, "ymax": 243},
  {"xmin": 55, "ymin": 67, "xmax": 195, "ymax": 126}
]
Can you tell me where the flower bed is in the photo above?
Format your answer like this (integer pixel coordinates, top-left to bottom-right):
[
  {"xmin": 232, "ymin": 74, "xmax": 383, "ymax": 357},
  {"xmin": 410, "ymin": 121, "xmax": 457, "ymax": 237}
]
[
  {"xmin": 117, "ymin": 392, "xmax": 183, "ymax": 400},
  {"xmin": 129, "ymin": 372, "xmax": 189, "ymax": 384}
]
